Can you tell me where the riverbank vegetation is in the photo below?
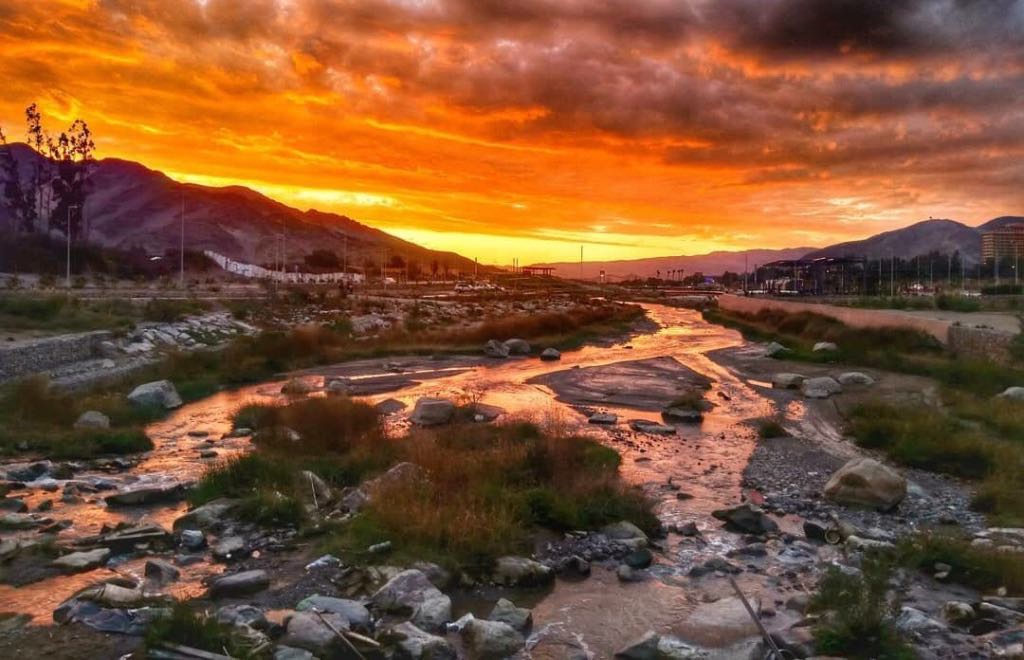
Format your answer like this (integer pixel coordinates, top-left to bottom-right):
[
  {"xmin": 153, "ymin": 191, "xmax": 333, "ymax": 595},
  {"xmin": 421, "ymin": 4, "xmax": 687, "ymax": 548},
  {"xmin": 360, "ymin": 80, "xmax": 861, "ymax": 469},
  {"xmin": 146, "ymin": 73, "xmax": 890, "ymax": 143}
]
[
  {"xmin": 196, "ymin": 396, "xmax": 657, "ymax": 572},
  {"xmin": 0, "ymin": 294, "xmax": 210, "ymax": 335},
  {"xmin": 705, "ymin": 307, "xmax": 1024, "ymax": 524},
  {"xmin": 0, "ymin": 300, "xmax": 642, "ymax": 459}
]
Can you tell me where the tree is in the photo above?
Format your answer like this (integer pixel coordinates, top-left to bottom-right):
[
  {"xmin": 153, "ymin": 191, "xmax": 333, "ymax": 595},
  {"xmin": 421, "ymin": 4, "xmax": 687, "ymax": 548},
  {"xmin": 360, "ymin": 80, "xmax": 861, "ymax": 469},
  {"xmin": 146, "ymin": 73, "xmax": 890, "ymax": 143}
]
[
  {"xmin": 0, "ymin": 128, "xmax": 33, "ymax": 233},
  {"xmin": 389, "ymin": 254, "xmax": 405, "ymax": 270},
  {"xmin": 46, "ymin": 119, "xmax": 95, "ymax": 240},
  {"xmin": 430, "ymin": 259, "xmax": 439, "ymax": 280},
  {"xmin": 304, "ymin": 249, "xmax": 340, "ymax": 269},
  {"xmin": 25, "ymin": 103, "xmax": 45, "ymax": 232}
]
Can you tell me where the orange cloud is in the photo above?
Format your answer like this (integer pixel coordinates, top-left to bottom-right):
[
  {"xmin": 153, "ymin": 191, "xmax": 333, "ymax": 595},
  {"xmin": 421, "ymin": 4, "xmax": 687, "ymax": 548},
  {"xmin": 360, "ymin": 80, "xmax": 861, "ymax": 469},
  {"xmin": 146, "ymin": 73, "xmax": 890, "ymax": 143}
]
[{"xmin": 0, "ymin": 0, "xmax": 1022, "ymax": 264}]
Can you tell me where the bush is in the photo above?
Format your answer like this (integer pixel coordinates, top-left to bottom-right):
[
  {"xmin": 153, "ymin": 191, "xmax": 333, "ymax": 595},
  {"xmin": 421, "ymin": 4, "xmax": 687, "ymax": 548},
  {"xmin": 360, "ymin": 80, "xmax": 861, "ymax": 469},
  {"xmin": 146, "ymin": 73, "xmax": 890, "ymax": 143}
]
[
  {"xmin": 809, "ymin": 556, "xmax": 914, "ymax": 659},
  {"xmin": 936, "ymin": 294, "xmax": 981, "ymax": 312},
  {"xmin": 190, "ymin": 453, "xmax": 296, "ymax": 505},
  {"xmin": 896, "ymin": 532, "xmax": 1024, "ymax": 595},
  {"xmin": 145, "ymin": 604, "xmax": 238, "ymax": 656},
  {"xmin": 754, "ymin": 418, "xmax": 788, "ymax": 439},
  {"xmin": 247, "ymin": 397, "xmax": 383, "ymax": 455}
]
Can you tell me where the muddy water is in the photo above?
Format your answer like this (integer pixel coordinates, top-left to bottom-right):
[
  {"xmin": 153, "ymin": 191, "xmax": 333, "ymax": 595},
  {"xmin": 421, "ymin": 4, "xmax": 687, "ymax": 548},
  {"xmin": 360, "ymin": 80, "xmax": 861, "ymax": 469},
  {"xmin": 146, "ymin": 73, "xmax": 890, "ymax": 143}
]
[{"xmin": 0, "ymin": 304, "xmax": 791, "ymax": 653}]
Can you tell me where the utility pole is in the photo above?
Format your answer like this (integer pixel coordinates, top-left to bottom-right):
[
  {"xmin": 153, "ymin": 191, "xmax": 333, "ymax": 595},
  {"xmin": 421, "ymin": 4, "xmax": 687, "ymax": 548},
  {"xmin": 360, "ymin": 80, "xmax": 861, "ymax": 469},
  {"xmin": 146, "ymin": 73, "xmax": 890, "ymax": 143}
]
[
  {"xmin": 66, "ymin": 205, "xmax": 79, "ymax": 289},
  {"xmin": 579, "ymin": 245, "xmax": 583, "ymax": 280},
  {"xmin": 890, "ymin": 253, "xmax": 895, "ymax": 297},
  {"xmin": 343, "ymin": 236, "xmax": 348, "ymax": 281},
  {"xmin": 179, "ymin": 194, "xmax": 185, "ymax": 287}
]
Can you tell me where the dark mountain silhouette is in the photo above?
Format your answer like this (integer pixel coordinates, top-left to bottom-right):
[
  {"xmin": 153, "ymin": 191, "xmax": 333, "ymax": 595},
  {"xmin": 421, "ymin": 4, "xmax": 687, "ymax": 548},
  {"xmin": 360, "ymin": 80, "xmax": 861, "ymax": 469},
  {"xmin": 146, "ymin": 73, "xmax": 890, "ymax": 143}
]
[{"xmin": 0, "ymin": 143, "xmax": 480, "ymax": 273}]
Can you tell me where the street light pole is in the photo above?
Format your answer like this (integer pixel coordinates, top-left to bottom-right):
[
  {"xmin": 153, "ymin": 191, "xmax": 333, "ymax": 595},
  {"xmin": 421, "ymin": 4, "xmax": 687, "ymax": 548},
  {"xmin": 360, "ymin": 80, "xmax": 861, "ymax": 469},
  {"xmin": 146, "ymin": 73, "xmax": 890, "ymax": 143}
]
[
  {"xmin": 179, "ymin": 194, "xmax": 185, "ymax": 287},
  {"xmin": 66, "ymin": 205, "xmax": 79, "ymax": 289}
]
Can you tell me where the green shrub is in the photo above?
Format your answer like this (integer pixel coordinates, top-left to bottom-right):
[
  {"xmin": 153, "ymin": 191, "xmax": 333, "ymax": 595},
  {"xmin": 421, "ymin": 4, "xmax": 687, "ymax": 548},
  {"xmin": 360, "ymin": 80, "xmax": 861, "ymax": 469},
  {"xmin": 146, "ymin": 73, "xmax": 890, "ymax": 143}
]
[
  {"xmin": 896, "ymin": 532, "xmax": 1024, "ymax": 595},
  {"xmin": 809, "ymin": 556, "xmax": 914, "ymax": 659},
  {"xmin": 145, "ymin": 603, "xmax": 238, "ymax": 656},
  {"xmin": 190, "ymin": 453, "xmax": 296, "ymax": 506}
]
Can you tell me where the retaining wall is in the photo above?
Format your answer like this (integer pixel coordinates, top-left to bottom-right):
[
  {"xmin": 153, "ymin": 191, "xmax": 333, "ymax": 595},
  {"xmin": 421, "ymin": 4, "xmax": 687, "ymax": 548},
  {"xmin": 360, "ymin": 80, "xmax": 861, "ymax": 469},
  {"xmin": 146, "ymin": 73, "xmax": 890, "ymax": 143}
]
[{"xmin": 0, "ymin": 330, "xmax": 112, "ymax": 382}]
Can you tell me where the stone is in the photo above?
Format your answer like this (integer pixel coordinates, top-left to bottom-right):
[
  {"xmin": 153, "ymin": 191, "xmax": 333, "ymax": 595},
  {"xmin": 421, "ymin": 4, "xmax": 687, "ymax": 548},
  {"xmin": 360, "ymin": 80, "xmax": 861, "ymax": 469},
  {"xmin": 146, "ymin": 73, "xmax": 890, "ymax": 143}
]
[
  {"xmin": 540, "ymin": 347, "xmax": 561, "ymax": 361},
  {"xmin": 212, "ymin": 535, "xmax": 247, "ymax": 561},
  {"xmin": 837, "ymin": 371, "xmax": 875, "ymax": 386},
  {"xmin": 764, "ymin": 341, "xmax": 789, "ymax": 357},
  {"xmin": 677, "ymin": 521, "xmax": 700, "ymax": 537},
  {"xmin": 624, "ymin": 548, "xmax": 654, "ymax": 569},
  {"xmin": 144, "ymin": 559, "xmax": 180, "ymax": 583},
  {"xmin": 387, "ymin": 621, "xmax": 456, "ymax": 660},
  {"xmin": 771, "ymin": 373, "xmax": 805, "ymax": 389},
  {"xmin": 208, "ymin": 569, "xmax": 270, "ymax": 598},
  {"xmin": 282, "ymin": 611, "xmax": 348, "ymax": 656},
  {"xmin": 483, "ymin": 339, "xmax": 510, "ymax": 358},
  {"xmin": 489, "ymin": 598, "xmax": 532, "ymax": 631},
  {"xmin": 50, "ymin": 548, "xmax": 110, "ymax": 573},
  {"xmin": 813, "ymin": 341, "xmax": 838, "ymax": 352},
  {"xmin": 461, "ymin": 618, "xmax": 525, "ymax": 660},
  {"xmin": 410, "ymin": 397, "xmax": 456, "ymax": 426},
  {"xmin": 785, "ymin": 594, "xmax": 811, "ymax": 614},
  {"xmin": 300, "ymin": 470, "xmax": 334, "ymax": 506},
  {"xmin": 217, "ymin": 604, "xmax": 268, "ymax": 630},
  {"xmin": 589, "ymin": 412, "xmax": 618, "ymax": 425},
  {"xmin": 802, "ymin": 376, "xmax": 842, "ymax": 399},
  {"xmin": 630, "ymin": 420, "xmax": 676, "ymax": 435},
  {"xmin": 617, "ymin": 564, "xmax": 644, "ymax": 582},
  {"xmin": 273, "ymin": 646, "xmax": 315, "ymax": 660},
  {"xmin": 73, "ymin": 410, "xmax": 110, "ymax": 430},
  {"xmin": 711, "ymin": 503, "xmax": 779, "ymax": 534},
  {"xmin": 683, "ymin": 596, "xmax": 761, "ymax": 646},
  {"xmin": 661, "ymin": 407, "xmax": 703, "ymax": 423},
  {"xmin": 371, "ymin": 569, "xmax": 452, "ymax": 632},
  {"xmin": 281, "ymin": 377, "xmax": 313, "ymax": 395},
  {"xmin": 199, "ymin": 449, "xmax": 218, "ymax": 459},
  {"xmin": 376, "ymin": 398, "xmax": 408, "ymax": 414},
  {"xmin": 105, "ymin": 482, "xmax": 187, "ymax": 506},
  {"xmin": 996, "ymin": 386, "xmax": 1024, "ymax": 401},
  {"xmin": 0, "ymin": 498, "xmax": 26, "ymax": 513},
  {"xmin": 504, "ymin": 338, "xmax": 531, "ymax": 355},
  {"xmin": 802, "ymin": 519, "xmax": 829, "ymax": 543},
  {"xmin": 602, "ymin": 520, "xmax": 649, "ymax": 549},
  {"xmin": 614, "ymin": 630, "xmax": 660, "ymax": 659},
  {"xmin": 492, "ymin": 556, "xmax": 554, "ymax": 587},
  {"xmin": 657, "ymin": 637, "xmax": 710, "ymax": 659},
  {"xmin": 896, "ymin": 606, "xmax": 947, "ymax": 635},
  {"xmin": 845, "ymin": 535, "xmax": 895, "ymax": 551},
  {"xmin": 688, "ymin": 557, "xmax": 741, "ymax": 577},
  {"xmin": 824, "ymin": 457, "xmax": 907, "ymax": 510},
  {"xmin": 127, "ymin": 379, "xmax": 182, "ymax": 409},
  {"xmin": 96, "ymin": 523, "xmax": 173, "ymax": 552},
  {"xmin": 942, "ymin": 601, "xmax": 976, "ymax": 625},
  {"xmin": 296, "ymin": 595, "xmax": 371, "ymax": 630},
  {"xmin": 173, "ymin": 498, "xmax": 238, "ymax": 530}
]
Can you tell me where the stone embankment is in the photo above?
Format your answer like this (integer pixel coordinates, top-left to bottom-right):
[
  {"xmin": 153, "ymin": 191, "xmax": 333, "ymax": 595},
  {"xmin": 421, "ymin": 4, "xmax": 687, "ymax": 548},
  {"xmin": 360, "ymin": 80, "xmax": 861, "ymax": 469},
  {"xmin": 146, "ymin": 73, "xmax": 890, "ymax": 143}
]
[{"xmin": 0, "ymin": 312, "xmax": 256, "ymax": 389}]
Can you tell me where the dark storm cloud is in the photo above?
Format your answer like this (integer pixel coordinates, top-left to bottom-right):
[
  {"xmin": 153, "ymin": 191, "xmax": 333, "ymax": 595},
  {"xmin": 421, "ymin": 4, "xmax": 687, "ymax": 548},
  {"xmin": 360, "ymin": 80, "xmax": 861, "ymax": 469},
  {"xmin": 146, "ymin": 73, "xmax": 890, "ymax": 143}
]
[{"xmin": 709, "ymin": 0, "xmax": 1024, "ymax": 59}]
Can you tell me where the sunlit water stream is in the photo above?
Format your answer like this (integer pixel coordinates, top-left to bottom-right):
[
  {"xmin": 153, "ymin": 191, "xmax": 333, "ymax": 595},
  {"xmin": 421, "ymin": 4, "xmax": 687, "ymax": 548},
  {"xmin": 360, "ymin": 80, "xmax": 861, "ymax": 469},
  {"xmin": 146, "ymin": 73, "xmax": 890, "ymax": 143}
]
[{"xmin": 0, "ymin": 304, "xmax": 813, "ymax": 655}]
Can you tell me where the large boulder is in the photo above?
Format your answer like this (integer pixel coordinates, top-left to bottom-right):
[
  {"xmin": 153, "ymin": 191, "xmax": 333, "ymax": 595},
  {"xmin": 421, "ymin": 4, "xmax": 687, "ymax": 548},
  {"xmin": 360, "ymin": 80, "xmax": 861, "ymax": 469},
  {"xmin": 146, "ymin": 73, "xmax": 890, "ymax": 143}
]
[
  {"xmin": 824, "ymin": 457, "xmax": 907, "ymax": 510},
  {"xmin": 492, "ymin": 556, "xmax": 555, "ymax": 587},
  {"xmin": 74, "ymin": 411, "xmax": 110, "ymax": 430},
  {"xmin": 371, "ymin": 569, "xmax": 452, "ymax": 632},
  {"xmin": 483, "ymin": 340, "xmax": 510, "ymax": 359},
  {"xmin": 461, "ymin": 618, "xmax": 525, "ymax": 660},
  {"xmin": 602, "ymin": 521, "xmax": 649, "ymax": 549},
  {"xmin": 764, "ymin": 342, "xmax": 789, "ymax": 358},
  {"xmin": 614, "ymin": 631, "xmax": 709, "ymax": 660},
  {"xmin": 711, "ymin": 503, "xmax": 778, "ymax": 534},
  {"xmin": 813, "ymin": 341, "xmax": 838, "ymax": 353},
  {"xmin": 503, "ymin": 338, "xmax": 531, "ymax": 355},
  {"xmin": 801, "ymin": 376, "xmax": 842, "ymax": 399},
  {"xmin": 410, "ymin": 398, "xmax": 456, "ymax": 426},
  {"xmin": 127, "ymin": 380, "xmax": 182, "ymax": 409}
]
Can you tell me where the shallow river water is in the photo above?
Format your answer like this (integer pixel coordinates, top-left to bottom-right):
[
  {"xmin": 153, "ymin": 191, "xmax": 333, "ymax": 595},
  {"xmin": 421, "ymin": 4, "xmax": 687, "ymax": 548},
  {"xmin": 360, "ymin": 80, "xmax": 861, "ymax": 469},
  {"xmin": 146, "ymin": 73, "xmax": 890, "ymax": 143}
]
[{"xmin": 1, "ymin": 304, "xmax": 814, "ymax": 656}]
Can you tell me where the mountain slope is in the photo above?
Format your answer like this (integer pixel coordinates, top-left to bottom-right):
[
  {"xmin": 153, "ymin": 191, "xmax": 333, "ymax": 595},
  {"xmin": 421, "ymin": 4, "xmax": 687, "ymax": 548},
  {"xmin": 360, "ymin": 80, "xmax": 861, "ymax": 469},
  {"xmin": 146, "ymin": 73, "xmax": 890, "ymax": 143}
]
[
  {"xmin": 803, "ymin": 219, "xmax": 983, "ymax": 264},
  {"xmin": 529, "ymin": 247, "xmax": 816, "ymax": 280},
  {"xmin": 0, "ymin": 143, "xmax": 479, "ymax": 272}
]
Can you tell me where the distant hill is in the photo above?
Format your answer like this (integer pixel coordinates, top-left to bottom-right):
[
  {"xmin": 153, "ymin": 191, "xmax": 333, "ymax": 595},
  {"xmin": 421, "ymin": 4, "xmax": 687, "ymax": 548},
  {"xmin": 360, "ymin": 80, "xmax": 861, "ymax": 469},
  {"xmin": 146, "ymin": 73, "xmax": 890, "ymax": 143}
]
[
  {"xmin": 529, "ymin": 247, "xmax": 816, "ymax": 280},
  {"xmin": 0, "ymin": 143, "xmax": 480, "ymax": 273},
  {"xmin": 804, "ymin": 219, "xmax": 983, "ymax": 264}
]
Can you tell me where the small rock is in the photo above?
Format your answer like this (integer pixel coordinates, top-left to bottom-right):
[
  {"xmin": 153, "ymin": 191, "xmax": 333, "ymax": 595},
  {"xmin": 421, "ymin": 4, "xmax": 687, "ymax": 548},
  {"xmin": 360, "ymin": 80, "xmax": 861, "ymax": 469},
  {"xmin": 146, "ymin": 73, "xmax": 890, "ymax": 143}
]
[
  {"xmin": 127, "ymin": 379, "xmax": 182, "ymax": 409},
  {"xmin": 492, "ymin": 556, "xmax": 554, "ymax": 587},
  {"xmin": 461, "ymin": 618, "xmax": 525, "ymax": 659},
  {"xmin": 50, "ymin": 548, "xmax": 111, "ymax": 573},
  {"xmin": 489, "ymin": 598, "xmax": 532, "ymax": 631},
  {"xmin": 144, "ymin": 559, "xmax": 181, "ymax": 583},
  {"xmin": 212, "ymin": 535, "xmax": 247, "ymax": 561},
  {"xmin": 711, "ymin": 503, "xmax": 778, "ymax": 534},
  {"xmin": 74, "ymin": 410, "xmax": 110, "ymax": 430},
  {"xmin": 812, "ymin": 341, "xmax": 838, "ymax": 352},
  {"xmin": 410, "ymin": 397, "xmax": 456, "ymax": 426},
  {"xmin": 588, "ymin": 412, "xmax": 618, "ymax": 425},
  {"xmin": 824, "ymin": 457, "xmax": 907, "ymax": 510},
  {"xmin": 540, "ymin": 348, "xmax": 561, "ymax": 361},
  {"xmin": 208, "ymin": 570, "xmax": 270, "ymax": 598}
]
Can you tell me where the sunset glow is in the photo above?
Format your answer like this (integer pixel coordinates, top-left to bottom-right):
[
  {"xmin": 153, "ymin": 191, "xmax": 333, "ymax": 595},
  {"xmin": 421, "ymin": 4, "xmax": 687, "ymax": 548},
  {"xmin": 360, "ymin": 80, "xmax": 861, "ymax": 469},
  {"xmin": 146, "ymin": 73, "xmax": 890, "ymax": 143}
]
[{"xmin": 2, "ymin": 0, "xmax": 1022, "ymax": 264}]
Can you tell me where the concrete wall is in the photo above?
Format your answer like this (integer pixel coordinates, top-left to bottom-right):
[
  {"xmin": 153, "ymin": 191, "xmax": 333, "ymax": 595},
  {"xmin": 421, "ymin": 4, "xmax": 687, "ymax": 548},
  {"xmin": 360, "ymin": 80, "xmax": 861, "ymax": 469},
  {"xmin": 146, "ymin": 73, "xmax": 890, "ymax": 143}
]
[
  {"xmin": 718, "ymin": 294, "xmax": 953, "ymax": 344},
  {"xmin": 0, "ymin": 331, "xmax": 112, "ymax": 382}
]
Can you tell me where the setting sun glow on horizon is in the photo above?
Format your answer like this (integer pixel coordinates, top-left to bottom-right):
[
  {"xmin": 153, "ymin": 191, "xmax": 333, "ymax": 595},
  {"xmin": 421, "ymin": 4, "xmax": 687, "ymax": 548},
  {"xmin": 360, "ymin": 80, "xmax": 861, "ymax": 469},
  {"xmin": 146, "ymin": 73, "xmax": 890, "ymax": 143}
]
[{"xmin": 2, "ymin": 0, "xmax": 1022, "ymax": 265}]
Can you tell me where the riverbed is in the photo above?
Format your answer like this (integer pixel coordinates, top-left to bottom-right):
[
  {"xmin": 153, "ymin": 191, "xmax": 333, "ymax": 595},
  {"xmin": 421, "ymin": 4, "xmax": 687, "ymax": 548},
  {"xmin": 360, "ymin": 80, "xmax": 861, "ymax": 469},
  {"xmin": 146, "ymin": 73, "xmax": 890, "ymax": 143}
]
[{"xmin": 0, "ymin": 303, "xmax": 976, "ymax": 657}]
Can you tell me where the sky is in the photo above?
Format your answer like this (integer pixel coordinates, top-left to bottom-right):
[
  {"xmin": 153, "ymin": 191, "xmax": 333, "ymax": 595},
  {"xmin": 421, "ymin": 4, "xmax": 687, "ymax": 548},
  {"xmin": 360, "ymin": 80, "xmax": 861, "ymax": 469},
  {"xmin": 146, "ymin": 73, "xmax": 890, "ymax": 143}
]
[{"xmin": 1, "ymin": 0, "xmax": 1023, "ymax": 265}]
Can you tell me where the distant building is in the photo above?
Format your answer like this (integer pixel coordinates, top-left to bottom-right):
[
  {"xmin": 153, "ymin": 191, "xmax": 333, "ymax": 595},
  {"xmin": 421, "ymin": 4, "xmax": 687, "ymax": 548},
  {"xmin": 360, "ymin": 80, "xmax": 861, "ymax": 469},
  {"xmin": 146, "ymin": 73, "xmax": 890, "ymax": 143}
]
[{"xmin": 981, "ymin": 224, "xmax": 1024, "ymax": 262}]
